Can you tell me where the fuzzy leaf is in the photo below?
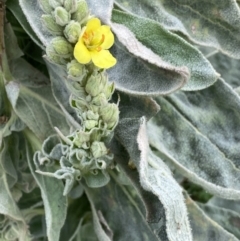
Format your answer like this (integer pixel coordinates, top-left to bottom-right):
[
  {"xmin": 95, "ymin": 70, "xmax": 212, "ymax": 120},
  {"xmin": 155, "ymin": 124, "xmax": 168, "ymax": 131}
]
[
  {"xmin": 26, "ymin": 131, "xmax": 67, "ymax": 241},
  {"xmin": 111, "ymin": 10, "xmax": 218, "ymax": 91},
  {"xmin": 185, "ymin": 194, "xmax": 239, "ymax": 241},
  {"xmin": 199, "ymin": 202, "xmax": 240, "ymax": 239},
  {"xmin": 148, "ymin": 79, "xmax": 240, "ymax": 199},
  {"xmin": 7, "ymin": 0, "xmax": 43, "ymax": 49},
  {"xmin": 86, "ymin": 0, "xmax": 113, "ymax": 23},
  {"xmin": 207, "ymin": 51, "xmax": 240, "ymax": 89},
  {"xmin": 5, "ymin": 58, "xmax": 69, "ymax": 141},
  {"xmin": 115, "ymin": 0, "xmax": 240, "ymax": 58},
  {"xmin": 115, "ymin": 95, "xmax": 192, "ymax": 241},
  {"xmin": 19, "ymin": 0, "xmax": 53, "ymax": 46},
  {"xmin": 85, "ymin": 179, "xmax": 159, "ymax": 241}
]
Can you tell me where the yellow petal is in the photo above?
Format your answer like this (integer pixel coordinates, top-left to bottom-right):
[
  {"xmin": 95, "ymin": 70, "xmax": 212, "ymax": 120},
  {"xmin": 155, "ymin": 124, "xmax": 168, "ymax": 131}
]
[
  {"xmin": 74, "ymin": 39, "xmax": 91, "ymax": 64},
  {"xmin": 86, "ymin": 18, "xmax": 101, "ymax": 32},
  {"xmin": 99, "ymin": 26, "xmax": 114, "ymax": 49},
  {"xmin": 91, "ymin": 50, "xmax": 117, "ymax": 69}
]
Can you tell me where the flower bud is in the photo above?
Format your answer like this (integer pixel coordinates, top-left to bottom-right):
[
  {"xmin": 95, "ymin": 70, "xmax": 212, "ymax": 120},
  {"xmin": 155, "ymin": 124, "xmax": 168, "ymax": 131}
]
[
  {"xmin": 64, "ymin": 20, "xmax": 81, "ymax": 43},
  {"xmin": 46, "ymin": 45, "xmax": 67, "ymax": 65},
  {"xmin": 90, "ymin": 141, "xmax": 108, "ymax": 158},
  {"xmin": 84, "ymin": 120, "xmax": 98, "ymax": 130},
  {"xmin": 49, "ymin": 0, "xmax": 63, "ymax": 8},
  {"xmin": 41, "ymin": 14, "xmax": 63, "ymax": 35},
  {"xmin": 71, "ymin": 0, "xmax": 89, "ymax": 23},
  {"xmin": 38, "ymin": 0, "xmax": 53, "ymax": 14},
  {"xmin": 86, "ymin": 110, "xmax": 99, "ymax": 121},
  {"xmin": 50, "ymin": 37, "xmax": 73, "ymax": 57},
  {"xmin": 100, "ymin": 103, "xmax": 119, "ymax": 129},
  {"xmin": 54, "ymin": 6, "xmax": 70, "ymax": 26},
  {"xmin": 64, "ymin": 0, "xmax": 78, "ymax": 13},
  {"xmin": 91, "ymin": 93, "xmax": 108, "ymax": 106},
  {"xmin": 85, "ymin": 72, "xmax": 108, "ymax": 97},
  {"xmin": 67, "ymin": 59, "xmax": 86, "ymax": 78},
  {"xmin": 73, "ymin": 130, "xmax": 90, "ymax": 147},
  {"xmin": 104, "ymin": 82, "xmax": 115, "ymax": 100}
]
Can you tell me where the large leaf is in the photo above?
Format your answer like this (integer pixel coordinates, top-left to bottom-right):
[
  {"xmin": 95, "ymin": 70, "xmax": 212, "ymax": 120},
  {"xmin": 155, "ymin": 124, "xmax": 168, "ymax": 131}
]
[
  {"xmin": 185, "ymin": 194, "xmax": 239, "ymax": 241},
  {"xmin": 85, "ymin": 178, "xmax": 160, "ymax": 241},
  {"xmin": 5, "ymin": 58, "xmax": 69, "ymax": 141},
  {"xmin": 148, "ymin": 79, "xmax": 240, "ymax": 199},
  {"xmin": 25, "ymin": 130, "xmax": 67, "ymax": 241},
  {"xmin": 198, "ymin": 202, "xmax": 240, "ymax": 239},
  {"xmin": 114, "ymin": 94, "xmax": 192, "ymax": 241},
  {"xmin": 111, "ymin": 10, "xmax": 218, "ymax": 91},
  {"xmin": 114, "ymin": 0, "xmax": 240, "ymax": 59}
]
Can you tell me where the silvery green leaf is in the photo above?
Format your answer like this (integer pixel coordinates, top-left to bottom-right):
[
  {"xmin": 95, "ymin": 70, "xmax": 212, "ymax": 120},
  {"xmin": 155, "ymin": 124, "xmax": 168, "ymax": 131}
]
[
  {"xmin": 5, "ymin": 58, "xmax": 69, "ymax": 141},
  {"xmin": 114, "ymin": 0, "xmax": 240, "ymax": 59},
  {"xmin": 86, "ymin": 0, "xmax": 113, "ymax": 23},
  {"xmin": 198, "ymin": 202, "xmax": 240, "ymax": 239},
  {"xmin": 46, "ymin": 61, "xmax": 81, "ymax": 129},
  {"xmin": 7, "ymin": 0, "xmax": 43, "ymax": 48},
  {"xmin": 108, "ymin": 39, "xmax": 188, "ymax": 96},
  {"xmin": 115, "ymin": 95, "xmax": 192, "ymax": 241},
  {"xmin": 26, "ymin": 132, "xmax": 67, "ymax": 241},
  {"xmin": 207, "ymin": 51, "xmax": 240, "ymax": 89},
  {"xmin": 19, "ymin": 0, "xmax": 54, "ymax": 46},
  {"xmin": 185, "ymin": 194, "xmax": 239, "ymax": 241},
  {"xmin": 111, "ymin": 10, "xmax": 219, "ymax": 91},
  {"xmin": 60, "ymin": 194, "xmax": 90, "ymax": 241},
  {"xmin": 208, "ymin": 197, "xmax": 240, "ymax": 213},
  {"xmin": 148, "ymin": 79, "xmax": 240, "ymax": 198},
  {"xmin": 85, "ymin": 180, "xmax": 159, "ymax": 241}
]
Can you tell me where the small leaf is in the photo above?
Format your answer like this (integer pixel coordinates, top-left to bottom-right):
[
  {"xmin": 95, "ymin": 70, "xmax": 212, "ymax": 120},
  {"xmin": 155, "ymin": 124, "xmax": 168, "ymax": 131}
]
[
  {"xmin": 26, "ymin": 130, "xmax": 67, "ymax": 241},
  {"xmin": 115, "ymin": 0, "xmax": 240, "ymax": 59},
  {"xmin": 111, "ymin": 10, "xmax": 218, "ymax": 91}
]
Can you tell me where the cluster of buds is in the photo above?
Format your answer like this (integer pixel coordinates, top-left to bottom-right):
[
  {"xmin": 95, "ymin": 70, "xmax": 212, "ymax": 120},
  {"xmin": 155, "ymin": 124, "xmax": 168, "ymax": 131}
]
[
  {"xmin": 40, "ymin": 0, "xmax": 89, "ymax": 64},
  {"xmin": 36, "ymin": 0, "xmax": 119, "ymax": 193}
]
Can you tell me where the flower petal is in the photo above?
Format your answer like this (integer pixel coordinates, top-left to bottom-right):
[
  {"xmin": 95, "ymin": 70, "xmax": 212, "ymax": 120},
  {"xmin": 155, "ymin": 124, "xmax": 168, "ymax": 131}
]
[
  {"xmin": 99, "ymin": 26, "xmax": 114, "ymax": 49},
  {"xmin": 86, "ymin": 18, "xmax": 101, "ymax": 32},
  {"xmin": 91, "ymin": 50, "xmax": 117, "ymax": 69},
  {"xmin": 74, "ymin": 39, "xmax": 91, "ymax": 64}
]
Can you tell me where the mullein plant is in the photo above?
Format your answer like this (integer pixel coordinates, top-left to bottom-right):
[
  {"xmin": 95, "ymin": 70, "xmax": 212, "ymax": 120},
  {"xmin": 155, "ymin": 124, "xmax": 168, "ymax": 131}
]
[
  {"xmin": 2, "ymin": 0, "xmax": 240, "ymax": 240},
  {"xmin": 34, "ymin": 0, "xmax": 119, "ymax": 195}
]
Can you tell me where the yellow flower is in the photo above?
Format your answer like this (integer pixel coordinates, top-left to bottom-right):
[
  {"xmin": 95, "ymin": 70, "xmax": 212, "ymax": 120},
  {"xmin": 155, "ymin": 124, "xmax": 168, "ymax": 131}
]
[{"xmin": 73, "ymin": 18, "xmax": 117, "ymax": 69}]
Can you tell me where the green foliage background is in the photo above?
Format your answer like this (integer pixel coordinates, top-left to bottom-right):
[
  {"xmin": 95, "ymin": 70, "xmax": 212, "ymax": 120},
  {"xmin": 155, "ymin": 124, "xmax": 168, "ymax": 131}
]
[{"xmin": 1, "ymin": 0, "xmax": 240, "ymax": 240}]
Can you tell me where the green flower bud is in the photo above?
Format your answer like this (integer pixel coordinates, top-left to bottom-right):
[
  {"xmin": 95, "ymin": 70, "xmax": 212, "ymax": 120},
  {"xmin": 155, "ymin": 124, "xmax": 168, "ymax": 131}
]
[
  {"xmin": 90, "ymin": 141, "xmax": 108, "ymax": 158},
  {"xmin": 51, "ymin": 37, "xmax": 73, "ymax": 57},
  {"xmin": 86, "ymin": 110, "xmax": 99, "ymax": 121},
  {"xmin": 64, "ymin": 20, "xmax": 81, "ymax": 43},
  {"xmin": 49, "ymin": 0, "xmax": 63, "ymax": 8},
  {"xmin": 85, "ymin": 72, "xmax": 108, "ymax": 97},
  {"xmin": 104, "ymin": 82, "xmax": 115, "ymax": 100},
  {"xmin": 64, "ymin": 0, "xmax": 78, "ymax": 13},
  {"xmin": 73, "ymin": 130, "xmax": 90, "ymax": 147},
  {"xmin": 71, "ymin": 0, "xmax": 89, "ymax": 23},
  {"xmin": 100, "ymin": 103, "xmax": 119, "ymax": 129},
  {"xmin": 91, "ymin": 93, "xmax": 108, "ymax": 106},
  {"xmin": 54, "ymin": 6, "xmax": 70, "ymax": 26},
  {"xmin": 41, "ymin": 14, "xmax": 63, "ymax": 35},
  {"xmin": 84, "ymin": 120, "xmax": 98, "ymax": 130},
  {"xmin": 67, "ymin": 59, "xmax": 86, "ymax": 77},
  {"xmin": 38, "ymin": 0, "xmax": 53, "ymax": 14},
  {"xmin": 46, "ymin": 45, "xmax": 67, "ymax": 65}
]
